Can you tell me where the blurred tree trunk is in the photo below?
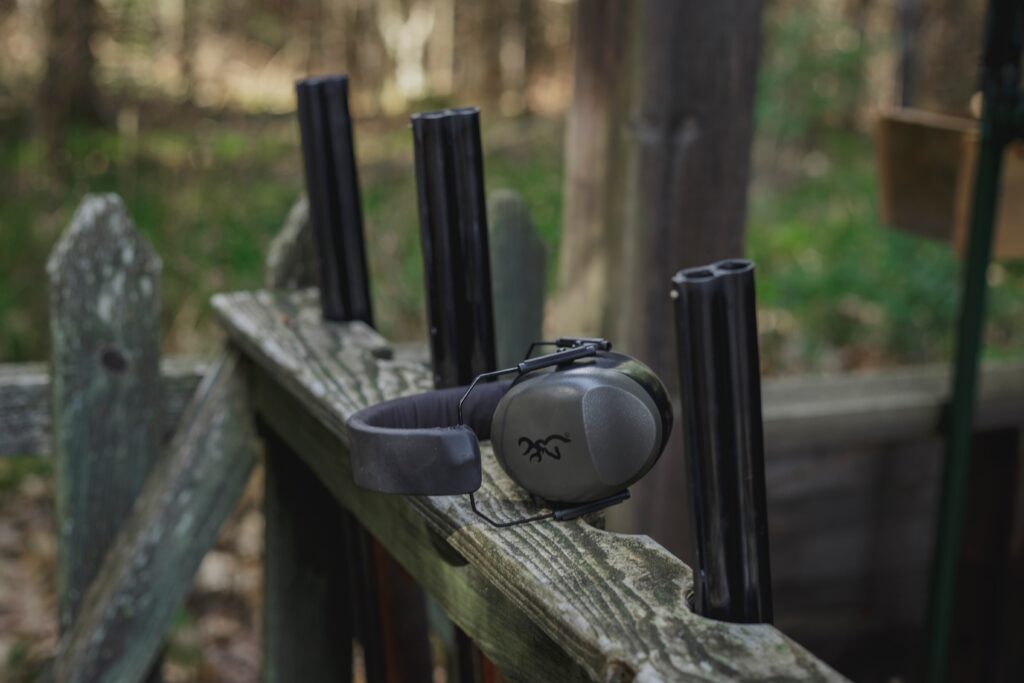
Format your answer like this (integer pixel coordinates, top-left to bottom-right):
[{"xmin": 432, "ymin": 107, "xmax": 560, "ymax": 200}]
[
  {"xmin": 842, "ymin": 0, "xmax": 873, "ymax": 129},
  {"xmin": 905, "ymin": 0, "xmax": 985, "ymax": 113},
  {"xmin": 499, "ymin": 0, "xmax": 529, "ymax": 113},
  {"xmin": 453, "ymin": 0, "xmax": 503, "ymax": 107},
  {"xmin": 481, "ymin": 0, "xmax": 505, "ymax": 105},
  {"xmin": 376, "ymin": 0, "xmax": 435, "ymax": 111},
  {"xmin": 899, "ymin": 0, "xmax": 924, "ymax": 105},
  {"xmin": 556, "ymin": 0, "xmax": 764, "ymax": 559},
  {"xmin": 179, "ymin": 0, "xmax": 198, "ymax": 104},
  {"xmin": 344, "ymin": 0, "xmax": 363, "ymax": 74},
  {"xmin": 352, "ymin": 0, "xmax": 388, "ymax": 115},
  {"xmin": 306, "ymin": 0, "xmax": 325, "ymax": 74},
  {"xmin": 553, "ymin": 0, "xmax": 633, "ymax": 338},
  {"xmin": 520, "ymin": 0, "xmax": 542, "ymax": 111},
  {"xmin": 40, "ymin": 0, "xmax": 102, "ymax": 158},
  {"xmin": 427, "ymin": 0, "xmax": 455, "ymax": 96}
]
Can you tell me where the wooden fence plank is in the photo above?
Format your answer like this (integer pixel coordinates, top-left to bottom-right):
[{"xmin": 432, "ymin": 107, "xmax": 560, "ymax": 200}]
[
  {"xmin": 261, "ymin": 422, "xmax": 355, "ymax": 682},
  {"xmin": 480, "ymin": 188, "xmax": 545, "ymax": 682},
  {"xmin": 0, "ymin": 363, "xmax": 49, "ymax": 457},
  {"xmin": 247, "ymin": 361, "xmax": 592, "ymax": 683},
  {"xmin": 488, "ymin": 190, "xmax": 545, "ymax": 368},
  {"xmin": 264, "ymin": 197, "xmax": 319, "ymax": 291},
  {"xmin": 263, "ymin": 203, "xmax": 434, "ymax": 682},
  {"xmin": 214, "ymin": 289, "xmax": 844, "ymax": 682},
  {"xmin": 55, "ymin": 351, "xmax": 258, "ymax": 683},
  {"xmin": 0, "ymin": 358, "xmax": 206, "ymax": 458},
  {"xmin": 262, "ymin": 197, "xmax": 359, "ymax": 683},
  {"xmin": 47, "ymin": 193, "xmax": 164, "ymax": 654},
  {"xmin": 762, "ymin": 362, "xmax": 1024, "ymax": 452}
]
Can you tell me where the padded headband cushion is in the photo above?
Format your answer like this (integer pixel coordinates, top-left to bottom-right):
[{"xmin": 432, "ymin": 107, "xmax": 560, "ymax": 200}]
[{"xmin": 347, "ymin": 380, "xmax": 512, "ymax": 495}]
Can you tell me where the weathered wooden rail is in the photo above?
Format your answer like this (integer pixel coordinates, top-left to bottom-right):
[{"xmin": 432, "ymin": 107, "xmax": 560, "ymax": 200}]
[
  {"xmin": 212, "ymin": 286, "xmax": 839, "ymax": 681},
  {"xmin": 6, "ymin": 192, "xmax": 1022, "ymax": 680}
]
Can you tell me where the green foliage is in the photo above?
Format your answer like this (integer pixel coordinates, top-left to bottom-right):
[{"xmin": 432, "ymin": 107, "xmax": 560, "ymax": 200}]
[
  {"xmin": 0, "ymin": 457, "xmax": 52, "ymax": 495},
  {"xmin": 2, "ymin": 638, "xmax": 48, "ymax": 683},
  {"xmin": 165, "ymin": 608, "xmax": 203, "ymax": 670},
  {"xmin": 748, "ymin": 0, "xmax": 1024, "ymax": 372},
  {"xmin": 481, "ymin": 121, "xmax": 564, "ymax": 290},
  {"xmin": 748, "ymin": 133, "xmax": 1024, "ymax": 372},
  {"xmin": 3, "ymin": 107, "xmax": 1024, "ymax": 371},
  {"xmin": 0, "ymin": 114, "xmax": 564, "ymax": 359},
  {"xmin": 3, "ymin": 0, "xmax": 1024, "ymax": 374},
  {"xmin": 0, "ymin": 115, "xmax": 302, "ymax": 360},
  {"xmin": 757, "ymin": 0, "xmax": 874, "ymax": 148}
]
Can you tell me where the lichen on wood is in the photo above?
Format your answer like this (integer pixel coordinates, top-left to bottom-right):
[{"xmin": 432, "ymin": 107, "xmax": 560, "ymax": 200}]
[{"xmin": 47, "ymin": 193, "xmax": 163, "ymax": 635}]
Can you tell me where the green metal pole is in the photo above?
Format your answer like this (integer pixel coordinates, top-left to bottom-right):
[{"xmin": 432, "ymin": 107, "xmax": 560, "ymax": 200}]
[{"xmin": 923, "ymin": 2, "xmax": 1019, "ymax": 677}]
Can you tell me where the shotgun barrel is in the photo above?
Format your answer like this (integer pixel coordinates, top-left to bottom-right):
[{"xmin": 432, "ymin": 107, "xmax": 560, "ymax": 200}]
[
  {"xmin": 672, "ymin": 259, "xmax": 773, "ymax": 624},
  {"xmin": 411, "ymin": 107, "xmax": 497, "ymax": 388},
  {"xmin": 295, "ymin": 75, "xmax": 373, "ymax": 324}
]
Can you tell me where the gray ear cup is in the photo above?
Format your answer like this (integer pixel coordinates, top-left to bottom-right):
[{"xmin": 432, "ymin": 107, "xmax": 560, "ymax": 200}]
[{"xmin": 489, "ymin": 357, "xmax": 667, "ymax": 503}]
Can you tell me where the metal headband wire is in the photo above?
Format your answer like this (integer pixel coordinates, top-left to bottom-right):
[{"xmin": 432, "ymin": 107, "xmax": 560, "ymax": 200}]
[
  {"xmin": 469, "ymin": 490, "xmax": 631, "ymax": 528},
  {"xmin": 457, "ymin": 340, "xmax": 604, "ymax": 425},
  {"xmin": 469, "ymin": 491, "xmax": 554, "ymax": 528}
]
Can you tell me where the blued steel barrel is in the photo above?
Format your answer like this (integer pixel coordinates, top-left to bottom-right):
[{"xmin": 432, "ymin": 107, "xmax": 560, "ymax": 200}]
[
  {"xmin": 672, "ymin": 259, "xmax": 773, "ymax": 624},
  {"xmin": 411, "ymin": 107, "xmax": 497, "ymax": 388},
  {"xmin": 295, "ymin": 74, "xmax": 373, "ymax": 324}
]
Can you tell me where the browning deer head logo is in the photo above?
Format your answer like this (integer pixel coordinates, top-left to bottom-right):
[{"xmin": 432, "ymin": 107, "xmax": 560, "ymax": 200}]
[{"xmin": 518, "ymin": 434, "xmax": 571, "ymax": 463}]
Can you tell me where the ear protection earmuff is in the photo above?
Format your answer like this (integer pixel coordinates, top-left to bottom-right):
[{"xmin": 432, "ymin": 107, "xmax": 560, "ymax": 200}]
[{"xmin": 347, "ymin": 338, "xmax": 673, "ymax": 525}]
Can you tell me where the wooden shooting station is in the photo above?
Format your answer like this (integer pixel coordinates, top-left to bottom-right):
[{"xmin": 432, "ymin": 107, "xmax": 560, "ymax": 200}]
[
  {"xmin": 13, "ymin": 192, "xmax": 842, "ymax": 682},
  {"xmin": 6, "ymin": 0, "xmax": 1024, "ymax": 678},
  {"xmin": 5, "ymin": 190, "xmax": 1024, "ymax": 681}
]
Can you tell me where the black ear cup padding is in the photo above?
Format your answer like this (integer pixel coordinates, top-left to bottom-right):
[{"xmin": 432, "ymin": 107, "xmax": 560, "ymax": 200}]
[{"xmin": 347, "ymin": 380, "xmax": 511, "ymax": 495}]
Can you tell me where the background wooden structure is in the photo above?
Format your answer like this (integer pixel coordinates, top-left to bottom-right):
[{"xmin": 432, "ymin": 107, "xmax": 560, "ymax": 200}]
[{"xmin": 876, "ymin": 107, "xmax": 1024, "ymax": 260}]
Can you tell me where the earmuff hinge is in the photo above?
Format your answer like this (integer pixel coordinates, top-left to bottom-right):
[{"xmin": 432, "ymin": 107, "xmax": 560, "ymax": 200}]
[
  {"xmin": 457, "ymin": 342, "xmax": 603, "ymax": 424},
  {"xmin": 524, "ymin": 337, "xmax": 611, "ymax": 360}
]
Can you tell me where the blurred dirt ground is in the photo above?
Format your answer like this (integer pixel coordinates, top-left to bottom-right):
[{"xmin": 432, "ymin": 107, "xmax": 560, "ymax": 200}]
[
  {"xmin": 0, "ymin": 462, "xmax": 56, "ymax": 682},
  {"xmin": 0, "ymin": 459, "xmax": 265, "ymax": 683}
]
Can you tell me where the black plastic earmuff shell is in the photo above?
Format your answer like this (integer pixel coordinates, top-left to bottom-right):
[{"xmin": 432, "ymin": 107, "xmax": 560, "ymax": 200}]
[{"xmin": 489, "ymin": 352, "xmax": 672, "ymax": 503}]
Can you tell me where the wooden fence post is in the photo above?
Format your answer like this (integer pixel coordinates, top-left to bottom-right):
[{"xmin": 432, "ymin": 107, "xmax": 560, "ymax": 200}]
[
  {"xmin": 478, "ymin": 190, "xmax": 544, "ymax": 683},
  {"xmin": 47, "ymin": 193, "xmax": 164, "ymax": 679},
  {"xmin": 262, "ymin": 189, "xmax": 545, "ymax": 681},
  {"xmin": 260, "ymin": 423, "xmax": 354, "ymax": 683},
  {"xmin": 488, "ymin": 190, "xmax": 545, "ymax": 368},
  {"xmin": 262, "ymin": 197, "xmax": 436, "ymax": 682},
  {"xmin": 262, "ymin": 197, "xmax": 358, "ymax": 683},
  {"xmin": 56, "ymin": 351, "xmax": 258, "ymax": 683}
]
